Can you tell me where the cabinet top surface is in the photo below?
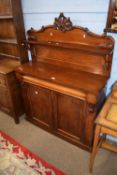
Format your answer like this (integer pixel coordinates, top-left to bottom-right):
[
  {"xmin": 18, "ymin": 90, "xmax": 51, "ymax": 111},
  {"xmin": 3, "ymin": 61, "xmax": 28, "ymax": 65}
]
[
  {"xmin": 16, "ymin": 61, "xmax": 107, "ymax": 95},
  {"xmin": 0, "ymin": 59, "xmax": 20, "ymax": 74}
]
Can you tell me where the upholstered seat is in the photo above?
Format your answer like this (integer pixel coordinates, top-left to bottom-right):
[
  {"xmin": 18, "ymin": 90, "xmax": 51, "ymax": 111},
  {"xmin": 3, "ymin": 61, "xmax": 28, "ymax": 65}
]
[
  {"xmin": 106, "ymin": 104, "xmax": 117, "ymax": 123},
  {"xmin": 95, "ymin": 96, "xmax": 117, "ymax": 132},
  {"xmin": 89, "ymin": 81, "xmax": 117, "ymax": 173}
]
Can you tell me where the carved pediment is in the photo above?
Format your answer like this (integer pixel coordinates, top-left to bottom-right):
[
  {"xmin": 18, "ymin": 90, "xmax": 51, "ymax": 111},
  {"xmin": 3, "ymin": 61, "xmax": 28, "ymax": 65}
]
[{"xmin": 53, "ymin": 13, "xmax": 73, "ymax": 32}]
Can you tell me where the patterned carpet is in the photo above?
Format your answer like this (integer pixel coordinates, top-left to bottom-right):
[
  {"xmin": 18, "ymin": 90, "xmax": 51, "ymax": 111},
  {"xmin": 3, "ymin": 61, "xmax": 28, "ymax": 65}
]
[{"xmin": 0, "ymin": 130, "xmax": 65, "ymax": 175}]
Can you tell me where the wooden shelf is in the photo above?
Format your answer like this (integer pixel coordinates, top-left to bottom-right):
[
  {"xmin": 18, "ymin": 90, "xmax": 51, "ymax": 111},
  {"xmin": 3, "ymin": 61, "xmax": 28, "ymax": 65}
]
[
  {"xmin": 0, "ymin": 0, "xmax": 28, "ymax": 123},
  {"xmin": 0, "ymin": 15, "xmax": 13, "ymax": 20},
  {"xmin": 0, "ymin": 53, "xmax": 20, "ymax": 60},
  {"xmin": 0, "ymin": 38, "xmax": 17, "ymax": 44}
]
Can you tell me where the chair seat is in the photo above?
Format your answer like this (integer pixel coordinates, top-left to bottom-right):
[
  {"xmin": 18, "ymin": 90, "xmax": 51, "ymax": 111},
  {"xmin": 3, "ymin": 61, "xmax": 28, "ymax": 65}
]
[
  {"xmin": 95, "ymin": 95, "xmax": 117, "ymax": 132},
  {"xmin": 90, "ymin": 82, "xmax": 117, "ymax": 173},
  {"xmin": 106, "ymin": 104, "xmax": 117, "ymax": 123}
]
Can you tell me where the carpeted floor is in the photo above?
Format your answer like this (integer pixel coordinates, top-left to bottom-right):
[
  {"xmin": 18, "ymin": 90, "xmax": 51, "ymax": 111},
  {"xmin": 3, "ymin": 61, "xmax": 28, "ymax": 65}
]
[{"xmin": 0, "ymin": 111, "xmax": 117, "ymax": 175}]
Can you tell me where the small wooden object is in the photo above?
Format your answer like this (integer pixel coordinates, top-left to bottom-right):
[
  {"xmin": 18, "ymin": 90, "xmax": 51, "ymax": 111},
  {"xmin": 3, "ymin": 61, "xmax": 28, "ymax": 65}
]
[
  {"xmin": 0, "ymin": 0, "xmax": 28, "ymax": 123},
  {"xmin": 15, "ymin": 13, "xmax": 114, "ymax": 150},
  {"xmin": 90, "ymin": 81, "xmax": 117, "ymax": 173}
]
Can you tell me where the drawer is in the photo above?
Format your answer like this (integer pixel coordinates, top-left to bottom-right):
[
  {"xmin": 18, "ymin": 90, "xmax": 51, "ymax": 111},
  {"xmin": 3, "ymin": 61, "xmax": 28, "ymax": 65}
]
[{"xmin": 0, "ymin": 74, "xmax": 7, "ymax": 87}]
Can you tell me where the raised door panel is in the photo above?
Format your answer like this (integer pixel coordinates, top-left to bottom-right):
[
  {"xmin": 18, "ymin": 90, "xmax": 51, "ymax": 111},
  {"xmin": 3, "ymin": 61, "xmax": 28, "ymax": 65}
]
[
  {"xmin": 28, "ymin": 84, "xmax": 53, "ymax": 130},
  {"xmin": 55, "ymin": 93, "xmax": 85, "ymax": 142}
]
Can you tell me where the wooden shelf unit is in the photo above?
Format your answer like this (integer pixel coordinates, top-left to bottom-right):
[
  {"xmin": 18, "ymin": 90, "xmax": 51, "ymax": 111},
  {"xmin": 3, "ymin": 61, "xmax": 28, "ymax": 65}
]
[
  {"xmin": 0, "ymin": 0, "xmax": 28, "ymax": 123},
  {"xmin": 16, "ymin": 13, "xmax": 114, "ymax": 151}
]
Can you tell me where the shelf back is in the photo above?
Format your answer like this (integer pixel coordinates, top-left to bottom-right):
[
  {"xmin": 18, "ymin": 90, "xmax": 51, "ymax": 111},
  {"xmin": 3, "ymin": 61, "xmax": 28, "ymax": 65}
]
[{"xmin": 27, "ymin": 13, "xmax": 114, "ymax": 77}]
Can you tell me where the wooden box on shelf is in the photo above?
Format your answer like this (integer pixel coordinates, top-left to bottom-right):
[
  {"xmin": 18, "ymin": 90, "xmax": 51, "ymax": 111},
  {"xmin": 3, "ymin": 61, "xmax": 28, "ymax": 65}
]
[
  {"xmin": 15, "ymin": 13, "xmax": 114, "ymax": 151},
  {"xmin": 0, "ymin": 0, "xmax": 28, "ymax": 123}
]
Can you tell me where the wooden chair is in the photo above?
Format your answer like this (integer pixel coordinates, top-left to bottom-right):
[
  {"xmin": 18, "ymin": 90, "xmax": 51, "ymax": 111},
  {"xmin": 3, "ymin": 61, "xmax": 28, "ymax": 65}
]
[{"xmin": 89, "ymin": 81, "xmax": 117, "ymax": 173}]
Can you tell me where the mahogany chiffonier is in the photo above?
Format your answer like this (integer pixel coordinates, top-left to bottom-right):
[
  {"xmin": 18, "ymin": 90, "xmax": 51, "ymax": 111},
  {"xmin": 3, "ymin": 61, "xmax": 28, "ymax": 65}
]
[
  {"xmin": 15, "ymin": 13, "xmax": 114, "ymax": 151},
  {"xmin": 0, "ymin": 0, "xmax": 28, "ymax": 123}
]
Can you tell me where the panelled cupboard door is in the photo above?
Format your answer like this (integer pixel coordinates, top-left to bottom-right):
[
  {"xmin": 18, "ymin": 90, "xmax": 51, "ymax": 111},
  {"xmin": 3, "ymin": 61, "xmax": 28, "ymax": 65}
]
[
  {"xmin": 54, "ymin": 93, "xmax": 85, "ymax": 142},
  {"xmin": 22, "ymin": 82, "xmax": 86, "ymax": 144},
  {"xmin": 27, "ymin": 84, "xmax": 53, "ymax": 130}
]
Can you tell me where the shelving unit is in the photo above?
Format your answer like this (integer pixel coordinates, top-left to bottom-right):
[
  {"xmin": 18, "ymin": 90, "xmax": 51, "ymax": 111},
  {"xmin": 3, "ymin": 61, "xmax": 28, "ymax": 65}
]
[{"xmin": 0, "ymin": 0, "xmax": 28, "ymax": 123}]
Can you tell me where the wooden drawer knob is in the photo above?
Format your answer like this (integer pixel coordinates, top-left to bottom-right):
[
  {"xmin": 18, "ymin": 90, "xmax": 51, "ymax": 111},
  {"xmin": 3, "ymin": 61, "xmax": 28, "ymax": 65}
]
[
  {"xmin": 51, "ymin": 76, "xmax": 56, "ymax": 80},
  {"xmin": 34, "ymin": 90, "xmax": 39, "ymax": 95}
]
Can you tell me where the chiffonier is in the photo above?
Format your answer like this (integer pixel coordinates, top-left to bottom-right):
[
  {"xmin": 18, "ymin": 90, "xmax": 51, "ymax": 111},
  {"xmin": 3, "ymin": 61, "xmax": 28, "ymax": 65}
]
[
  {"xmin": 0, "ymin": 0, "xmax": 28, "ymax": 123},
  {"xmin": 15, "ymin": 13, "xmax": 114, "ymax": 151}
]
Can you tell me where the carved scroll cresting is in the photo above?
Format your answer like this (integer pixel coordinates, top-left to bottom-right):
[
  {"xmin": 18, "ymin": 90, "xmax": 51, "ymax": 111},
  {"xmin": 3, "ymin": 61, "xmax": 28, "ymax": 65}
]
[{"xmin": 53, "ymin": 12, "xmax": 73, "ymax": 32}]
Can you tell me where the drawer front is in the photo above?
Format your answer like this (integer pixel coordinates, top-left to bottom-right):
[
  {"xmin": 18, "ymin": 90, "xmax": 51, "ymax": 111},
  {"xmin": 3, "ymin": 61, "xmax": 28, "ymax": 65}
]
[{"xmin": 0, "ymin": 74, "xmax": 7, "ymax": 87}]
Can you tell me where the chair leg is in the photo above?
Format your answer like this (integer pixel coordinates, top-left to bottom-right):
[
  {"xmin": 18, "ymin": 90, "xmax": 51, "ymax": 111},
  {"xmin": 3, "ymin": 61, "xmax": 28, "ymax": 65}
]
[{"xmin": 89, "ymin": 125, "xmax": 101, "ymax": 173}]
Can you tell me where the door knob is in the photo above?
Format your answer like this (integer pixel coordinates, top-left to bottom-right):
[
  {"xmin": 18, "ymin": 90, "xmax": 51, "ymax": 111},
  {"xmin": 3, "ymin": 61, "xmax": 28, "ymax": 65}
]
[{"xmin": 34, "ymin": 90, "xmax": 38, "ymax": 95}]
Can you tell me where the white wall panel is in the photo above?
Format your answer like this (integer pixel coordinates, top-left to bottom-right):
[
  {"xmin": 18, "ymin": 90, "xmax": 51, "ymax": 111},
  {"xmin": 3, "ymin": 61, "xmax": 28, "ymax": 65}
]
[
  {"xmin": 111, "ymin": 60, "xmax": 117, "ymax": 74},
  {"xmin": 22, "ymin": 0, "xmax": 109, "ymax": 13},
  {"xmin": 106, "ymin": 75, "xmax": 117, "ymax": 94}
]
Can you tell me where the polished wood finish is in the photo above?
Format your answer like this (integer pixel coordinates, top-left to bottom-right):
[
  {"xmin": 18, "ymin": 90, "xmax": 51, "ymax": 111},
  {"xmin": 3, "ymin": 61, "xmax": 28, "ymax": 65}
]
[
  {"xmin": 55, "ymin": 93, "xmax": 84, "ymax": 141},
  {"xmin": 16, "ymin": 13, "xmax": 114, "ymax": 150},
  {"xmin": 90, "ymin": 82, "xmax": 117, "ymax": 173},
  {"xmin": 0, "ymin": 0, "xmax": 12, "ymax": 16},
  {"xmin": 0, "ymin": 0, "xmax": 28, "ymax": 123},
  {"xmin": 27, "ymin": 84, "xmax": 53, "ymax": 130},
  {"xmin": 0, "ymin": 59, "xmax": 23, "ymax": 123},
  {"xmin": 0, "ymin": 19, "xmax": 16, "ymax": 39}
]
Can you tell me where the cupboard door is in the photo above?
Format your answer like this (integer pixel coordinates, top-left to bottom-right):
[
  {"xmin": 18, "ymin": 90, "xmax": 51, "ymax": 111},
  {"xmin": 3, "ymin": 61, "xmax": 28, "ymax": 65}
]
[
  {"xmin": 28, "ymin": 84, "xmax": 53, "ymax": 130},
  {"xmin": 55, "ymin": 93, "xmax": 85, "ymax": 142}
]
